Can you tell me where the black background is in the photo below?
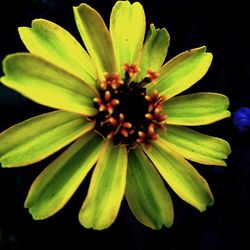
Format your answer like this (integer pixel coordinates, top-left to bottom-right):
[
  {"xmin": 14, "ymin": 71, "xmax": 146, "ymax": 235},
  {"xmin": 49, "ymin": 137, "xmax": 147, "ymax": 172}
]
[{"xmin": 0, "ymin": 0, "xmax": 249, "ymax": 249}]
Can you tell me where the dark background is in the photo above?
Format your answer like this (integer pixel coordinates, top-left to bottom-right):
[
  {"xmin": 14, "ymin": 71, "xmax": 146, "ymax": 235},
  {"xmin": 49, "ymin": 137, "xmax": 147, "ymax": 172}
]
[{"xmin": 0, "ymin": 0, "xmax": 249, "ymax": 249}]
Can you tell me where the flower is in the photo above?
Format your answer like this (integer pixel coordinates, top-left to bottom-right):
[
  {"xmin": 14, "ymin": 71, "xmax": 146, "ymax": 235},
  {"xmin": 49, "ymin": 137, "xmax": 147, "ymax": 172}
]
[
  {"xmin": 232, "ymin": 107, "xmax": 250, "ymax": 132},
  {"xmin": 0, "ymin": 1, "xmax": 231, "ymax": 230}
]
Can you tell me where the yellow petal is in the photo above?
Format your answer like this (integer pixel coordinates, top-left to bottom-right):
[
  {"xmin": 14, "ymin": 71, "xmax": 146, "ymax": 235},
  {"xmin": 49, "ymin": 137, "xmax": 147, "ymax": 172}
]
[
  {"xmin": 144, "ymin": 139, "xmax": 214, "ymax": 212},
  {"xmin": 74, "ymin": 3, "xmax": 118, "ymax": 81},
  {"xmin": 79, "ymin": 142, "xmax": 127, "ymax": 230}
]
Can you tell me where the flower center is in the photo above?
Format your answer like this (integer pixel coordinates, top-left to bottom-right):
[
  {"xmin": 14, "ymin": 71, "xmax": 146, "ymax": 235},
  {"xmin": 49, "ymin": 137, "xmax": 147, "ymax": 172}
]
[{"xmin": 92, "ymin": 64, "xmax": 167, "ymax": 148}]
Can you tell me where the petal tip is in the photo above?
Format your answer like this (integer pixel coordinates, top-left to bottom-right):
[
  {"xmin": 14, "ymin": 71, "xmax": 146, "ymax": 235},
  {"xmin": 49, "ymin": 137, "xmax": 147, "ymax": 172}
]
[
  {"xmin": 198, "ymin": 45, "xmax": 207, "ymax": 52},
  {"xmin": 78, "ymin": 213, "xmax": 110, "ymax": 230},
  {"xmin": 198, "ymin": 196, "xmax": 214, "ymax": 213},
  {"xmin": 73, "ymin": 3, "xmax": 91, "ymax": 11},
  {"xmin": 28, "ymin": 209, "xmax": 45, "ymax": 220}
]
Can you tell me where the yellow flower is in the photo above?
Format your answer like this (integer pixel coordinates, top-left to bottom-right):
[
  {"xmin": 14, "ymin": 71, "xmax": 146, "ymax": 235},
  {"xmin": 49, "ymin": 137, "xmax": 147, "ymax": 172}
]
[{"xmin": 0, "ymin": 1, "xmax": 231, "ymax": 230}]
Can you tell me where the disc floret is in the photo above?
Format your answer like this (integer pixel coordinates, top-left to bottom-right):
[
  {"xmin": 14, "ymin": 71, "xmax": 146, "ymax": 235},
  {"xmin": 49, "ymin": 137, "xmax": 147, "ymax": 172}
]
[{"xmin": 93, "ymin": 64, "xmax": 166, "ymax": 148}]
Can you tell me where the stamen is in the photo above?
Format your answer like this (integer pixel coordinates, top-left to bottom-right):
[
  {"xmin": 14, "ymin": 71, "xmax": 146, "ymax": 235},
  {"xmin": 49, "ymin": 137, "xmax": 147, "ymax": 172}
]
[
  {"xmin": 158, "ymin": 114, "xmax": 167, "ymax": 122},
  {"xmin": 158, "ymin": 96, "xmax": 166, "ymax": 103},
  {"xmin": 148, "ymin": 123, "xmax": 155, "ymax": 135},
  {"xmin": 138, "ymin": 131, "xmax": 146, "ymax": 138},
  {"xmin": 99, "ymin": 104, "xmax": 106, "ymax": 112},
  {"xmin": 152, "ymin": 90, "xmax": 159, "ymax": 100},
  {"xmin": 136, "ymin": 131, "xmax": 146, "ymax": 143},
  {"xmin": 120, "ymin": 129, "xmax": 129, "ymax": 137},
  {"xmin": 111, "ymin": 73, "xmax": 123, "ymax": 89},
  {"xmin": 104, "ymin": 91, "xmax": 111, "ymax": 101},
  {"xmin": 145, "ymin": 113, "xmax": 153, "ymax": 120},
  {"xmin": 138, "ymin": 70, "xmax": 159, "ymax": 88},
  {"xmin": 124, "ymin": 64, "xmax": 139, "ymax": 77},
  {"xmin": 93, "ymin": 67, "xmax": 167, "ymax": 148},
  {"xmin": 93, "ymin": 97, "xmax": 102, "ymax": 105},
  {"xmin": 148, "ymin": 104, "xmax": 154, "ymax": 112},
  {"xmin": 109, "ymin": 117, "xmax": 117, "ymax": 126},
  {"xmin": 154, "ymin": 108, "xmax": 161, "ymax": 116},
  {"xmin": 119, "ymin": 113, "xmax": 125, "ymax": 122},
  {"xmin": 107, "ymin": 131, "xmax": 115, "ymax": 140},
  {"xmin": 150, "ymin": 134, "xmax": 159, "ymax": 140},
  {"xmin": 145, "ymin": 95, "xmax": 152, "ymax": 102},
  {"xmin": 147, "ymin": 70, "xmax": 159, "ymax": 82},
  {"xmin": 100, "ymin": 72, "xmax": 110, "ymax": 89},
  {"xmin": 101, "ymin": 72, "xmax": 123, "ymax": 90},
  {"xmin": 111, "ymin": 99, "xmax": 120, "ymax": 106},
  {"xmin": 107, "ymin": 105, "xmax": 114, "ymax": 114},
  {"xmin": 123, "ymin": 122, "xmax": 132, "ymax": 129}
]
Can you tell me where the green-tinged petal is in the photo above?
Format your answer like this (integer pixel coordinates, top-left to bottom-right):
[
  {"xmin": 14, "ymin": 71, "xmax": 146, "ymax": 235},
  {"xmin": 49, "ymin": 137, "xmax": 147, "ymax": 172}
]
[
  {"xmin": 25, "ymin": 132, "xmax": 103, "ymax": 219},
  {"xmin": 148, "ymin": 46, "xmax": 212, "ymax": 99},
  {"xmin": 79, "ymin": 142, "xmax": 127, "ymax": 230},
  {"xmin": 73, "ymin": 4, "xmax": 117, "ymax": 81},
  {"xmin": 0, "ymin": 110, "xmax": 94, "ymax": 167},
  {"xmin": 164, "ymin": 92, "xmax": 231, "ymax": 125},
  {"xmin": 110, "ymin": 1, "xmax": 145, "ymax": 74},
  {"xmin": 1, "ymin": 53, "xmax": 97, "ymax": 116},
  {"xmin": 144, "ymin": 139, "xmax": 214, "ymax": 212},
  {"xmin": 136, "ymin": 24, "xmax": 170, "ymax": 82},
  {"xmin": 18, "ymin": 19, "xmax": 96, "ymax": 87},
  {"xmin": 126, "ymin": 148, "xmax": 173, "ymax": 229},
  {"xmin": 160, "ymin": 125, "xmax": 231, "ymax": 166}
]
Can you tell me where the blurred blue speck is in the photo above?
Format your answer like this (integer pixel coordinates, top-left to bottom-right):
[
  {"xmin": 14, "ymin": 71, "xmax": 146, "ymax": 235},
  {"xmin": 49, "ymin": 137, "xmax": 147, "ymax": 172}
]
[{"xmin": 232, "ymin": 107, "xmax": 250, "ymax": 132}]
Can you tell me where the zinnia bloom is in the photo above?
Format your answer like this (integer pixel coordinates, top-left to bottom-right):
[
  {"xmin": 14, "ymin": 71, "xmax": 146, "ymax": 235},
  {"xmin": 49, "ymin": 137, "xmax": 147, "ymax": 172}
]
[{"xmin": 0, "ymin": 1, "xmax": 231, "ymax": 230}]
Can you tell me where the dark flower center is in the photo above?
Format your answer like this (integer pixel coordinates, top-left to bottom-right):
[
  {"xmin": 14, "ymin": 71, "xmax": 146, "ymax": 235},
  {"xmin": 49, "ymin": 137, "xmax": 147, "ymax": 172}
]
[{"xmin": 92, "ymin": 64, "xmax": 166, "ymax": 148}]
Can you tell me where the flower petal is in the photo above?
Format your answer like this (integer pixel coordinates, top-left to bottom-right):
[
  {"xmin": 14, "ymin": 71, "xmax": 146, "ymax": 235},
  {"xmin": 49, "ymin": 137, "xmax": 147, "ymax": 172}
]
[
  {"xmin": 110, "ymin": 1, "xmax": 145, "ymax": 74},
  {"xmin": 126, "ymin": 148, "xmax": 173, "ymax": 229},
  {"xmin": 160, "ymin": 125, "xmax": 231, "ymax": 166},
  {"xmin": 0, "ymin": 110, "xmax": 94, "ymax": 167},
  {"xmin": 79, "ymin": 142, "xmax": 127, "ymax": 230},
  {"xmin": 136, "ymin": 24, "xmax": 170, "ymax": 82},
  {"xmin": 25, "ymin": 132, "xmax": 103, "ymax": 219},
  {"xmin": 164, "ymin": 92, "xmax": 231, "ymax": 125},
  {"xmin": 73, "ymin": 3, "xmax": 117, "ymax": 81},
  {"xmin": 148, "ymin": 46, "xmax": 212, "ymax": 99},
  {"xmin": 144, "ymin": 139, "xmax": 214, "ymax": 212},
  {"xmin": 18, "ymin": 19, "xmax": 96, "ymax": 87},
  {"xmin": 1, "ymin": 53, "xmax": 97, "ymax": 116}
]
